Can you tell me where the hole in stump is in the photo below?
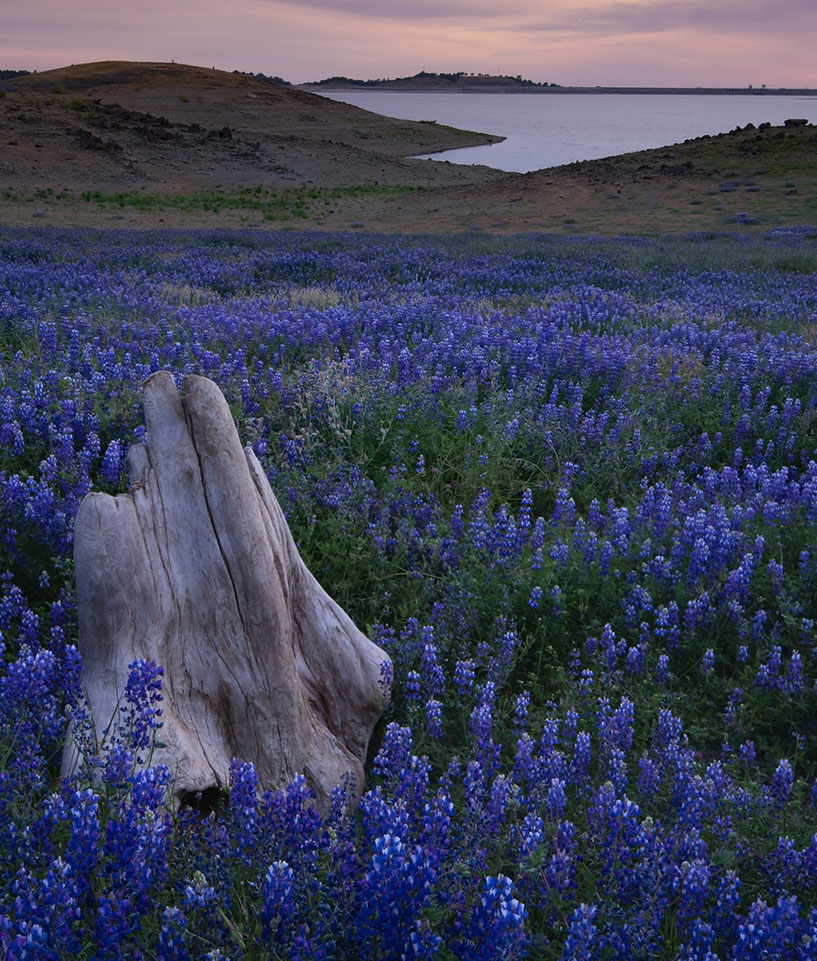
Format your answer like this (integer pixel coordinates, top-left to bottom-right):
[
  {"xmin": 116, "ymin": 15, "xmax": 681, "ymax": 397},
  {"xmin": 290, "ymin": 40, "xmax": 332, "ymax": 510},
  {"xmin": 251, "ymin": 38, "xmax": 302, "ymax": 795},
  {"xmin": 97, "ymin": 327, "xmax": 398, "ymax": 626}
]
[{"xmin": 178, "ymin": 786, "xmax": 223, "ymax": 816}]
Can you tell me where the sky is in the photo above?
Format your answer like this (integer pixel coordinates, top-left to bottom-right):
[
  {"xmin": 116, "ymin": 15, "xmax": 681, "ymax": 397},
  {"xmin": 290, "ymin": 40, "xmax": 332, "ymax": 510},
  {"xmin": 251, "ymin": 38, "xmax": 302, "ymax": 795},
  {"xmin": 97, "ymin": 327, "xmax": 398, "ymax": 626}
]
[{"xmin": 2, "ymin": 0, "xmax": 816, "ymax": 88}]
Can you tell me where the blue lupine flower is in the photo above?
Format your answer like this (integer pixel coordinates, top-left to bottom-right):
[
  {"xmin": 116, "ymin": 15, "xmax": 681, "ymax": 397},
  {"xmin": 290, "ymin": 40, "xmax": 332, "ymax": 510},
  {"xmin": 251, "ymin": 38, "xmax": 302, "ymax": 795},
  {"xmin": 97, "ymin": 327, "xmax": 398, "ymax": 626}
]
[
  {"xmin": 771, "ymin": 758, "xmax": 795, "ymax": 809},
  {"xmin": 425, "ymin": 698, "xmax": 443, "ymax": 739},
  {"xmin": 157, "ymin": 906, "xmax": 190, "ymax": 961},
  {"xmin": 261, "ymin": 859, "xmax": 295, "ymax": 942},
  {"xmin": 560, "ymin": 903, "xmax": 598, "ymax": 959}
]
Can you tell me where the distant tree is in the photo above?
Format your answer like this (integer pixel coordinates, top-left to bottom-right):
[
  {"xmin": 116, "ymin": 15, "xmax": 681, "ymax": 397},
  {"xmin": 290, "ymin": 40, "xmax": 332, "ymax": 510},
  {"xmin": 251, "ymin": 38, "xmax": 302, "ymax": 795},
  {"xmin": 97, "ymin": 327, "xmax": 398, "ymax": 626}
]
[
  {"xmin": 232, "ymin": 69, "xmax": 290, "ymax": 86},
  {"xmin": 410, "ymin": 71, "xmax": 464, "ymax": 84},
  {"xmin": 257, "ymin": 72, "xmax": 290, "ymax": 86},
  {"xmin": 0, "ymin": 69, "xmax": 31, "ymax": 80},
  {"xmin": 310, "ymin": 76, "xmax": 366, "ymax": 86}
]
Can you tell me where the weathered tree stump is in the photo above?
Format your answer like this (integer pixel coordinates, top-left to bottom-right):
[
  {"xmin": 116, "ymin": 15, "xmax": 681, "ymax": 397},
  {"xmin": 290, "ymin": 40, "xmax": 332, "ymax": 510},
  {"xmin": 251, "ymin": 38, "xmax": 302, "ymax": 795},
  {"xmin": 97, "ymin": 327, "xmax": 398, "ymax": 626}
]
[{"xmin": 64, "ymin": 371, "xmax": 390, "ymax": 811}]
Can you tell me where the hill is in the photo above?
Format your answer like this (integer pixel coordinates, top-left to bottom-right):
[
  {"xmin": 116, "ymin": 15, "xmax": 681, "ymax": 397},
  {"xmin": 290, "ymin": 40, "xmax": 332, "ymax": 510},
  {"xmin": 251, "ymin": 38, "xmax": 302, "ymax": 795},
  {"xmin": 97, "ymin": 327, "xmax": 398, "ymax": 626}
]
[
  {"xmin": 425, "ymin": 119, "xmax": 817, "ymax": 235},
  {"xmin": 0, "ymin": 60, "xmax": 504, "ymax": 198},
  {"xmin": 303, "ymin": 73, "xmax": 816, "ymax": 97},
  {"xmin": 1, "ymin": 61, "xmax": 815, "ymax": 235},
  {"xmin": 303, "ymin": 71, "xmax": 554, "ymax": 92}
]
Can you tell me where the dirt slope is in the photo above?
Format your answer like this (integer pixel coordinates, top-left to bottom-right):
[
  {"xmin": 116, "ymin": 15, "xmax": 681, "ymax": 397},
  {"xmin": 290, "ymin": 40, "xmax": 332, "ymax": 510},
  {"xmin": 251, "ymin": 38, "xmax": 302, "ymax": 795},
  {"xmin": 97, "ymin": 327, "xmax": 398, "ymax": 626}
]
[{"xmin": 0, "ymin": 60, "xmax": 504, "ymax": 195}]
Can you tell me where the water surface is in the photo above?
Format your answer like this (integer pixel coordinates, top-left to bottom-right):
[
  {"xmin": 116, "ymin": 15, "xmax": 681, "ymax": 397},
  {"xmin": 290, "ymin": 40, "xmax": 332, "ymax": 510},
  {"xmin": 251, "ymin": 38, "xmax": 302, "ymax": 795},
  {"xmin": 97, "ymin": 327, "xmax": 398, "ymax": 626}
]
[{"xmin": 318, "ymin": 90, "xmax": 817, "ymax": 172}]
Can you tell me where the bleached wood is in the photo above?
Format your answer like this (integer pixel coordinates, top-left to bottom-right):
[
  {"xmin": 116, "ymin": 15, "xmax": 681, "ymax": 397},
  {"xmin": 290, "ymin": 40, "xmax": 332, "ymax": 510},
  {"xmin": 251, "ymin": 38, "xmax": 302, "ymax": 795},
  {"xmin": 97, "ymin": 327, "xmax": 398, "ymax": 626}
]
[{"xmin": 65, "ymin": 372, "xmax": 390, "ymax": 811}]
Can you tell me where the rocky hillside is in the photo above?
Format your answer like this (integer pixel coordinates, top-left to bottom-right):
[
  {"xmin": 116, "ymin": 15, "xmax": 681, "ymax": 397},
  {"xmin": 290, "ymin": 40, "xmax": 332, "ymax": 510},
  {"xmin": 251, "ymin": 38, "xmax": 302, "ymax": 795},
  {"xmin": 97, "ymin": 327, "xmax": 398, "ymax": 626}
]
[{"xmin": 0, "ymin": 60, "xmax": 504, "ymax": 193}]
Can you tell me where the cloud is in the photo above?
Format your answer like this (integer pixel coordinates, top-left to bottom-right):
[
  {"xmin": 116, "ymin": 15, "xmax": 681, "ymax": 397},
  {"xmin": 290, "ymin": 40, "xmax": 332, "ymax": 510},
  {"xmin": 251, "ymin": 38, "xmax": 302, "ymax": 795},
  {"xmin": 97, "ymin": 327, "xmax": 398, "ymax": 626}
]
[
  {"xmin": 267, "ymin": 0, "xmax": 817, "ymax": 39},
  {"xmin": 516, "ymin": 0, "xmax": 817, "ymax": 37},
  {"xmin": 266, "ymin": 0, "xmax": 506, "ymax": 18}
]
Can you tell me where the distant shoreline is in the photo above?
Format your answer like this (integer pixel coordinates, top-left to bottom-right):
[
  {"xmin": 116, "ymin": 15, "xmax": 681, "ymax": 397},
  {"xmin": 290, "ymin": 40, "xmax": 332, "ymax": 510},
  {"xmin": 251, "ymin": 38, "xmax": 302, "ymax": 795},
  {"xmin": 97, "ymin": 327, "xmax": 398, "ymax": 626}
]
[{"xmin": 301, "ymin": 85, "xmax": 817, "ymax": 97}]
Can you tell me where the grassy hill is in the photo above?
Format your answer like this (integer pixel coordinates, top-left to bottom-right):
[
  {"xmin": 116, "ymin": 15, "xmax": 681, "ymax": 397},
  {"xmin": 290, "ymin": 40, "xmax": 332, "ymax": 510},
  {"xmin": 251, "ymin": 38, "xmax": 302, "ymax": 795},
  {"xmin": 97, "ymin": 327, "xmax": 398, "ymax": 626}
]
[{"xmin": 1, "ymin": 61, "xmax": 815, "ymax": 235}]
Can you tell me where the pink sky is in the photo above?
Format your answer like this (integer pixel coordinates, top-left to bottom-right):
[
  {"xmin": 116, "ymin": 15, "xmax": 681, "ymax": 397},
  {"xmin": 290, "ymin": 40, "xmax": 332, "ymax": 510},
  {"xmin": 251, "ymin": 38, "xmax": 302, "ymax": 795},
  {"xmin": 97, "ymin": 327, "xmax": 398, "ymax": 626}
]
[{"xmin": 3, "ymin": 0, "xmax": 816, "ymax": 87}]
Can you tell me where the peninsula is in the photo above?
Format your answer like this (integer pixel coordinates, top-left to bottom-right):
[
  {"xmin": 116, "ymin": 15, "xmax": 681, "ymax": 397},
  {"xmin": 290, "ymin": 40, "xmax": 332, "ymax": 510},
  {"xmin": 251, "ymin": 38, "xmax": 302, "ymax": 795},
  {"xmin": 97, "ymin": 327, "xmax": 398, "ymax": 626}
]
[{"xmin": 302, "ymin": 71, "xmax": 817, "ymax": 97}]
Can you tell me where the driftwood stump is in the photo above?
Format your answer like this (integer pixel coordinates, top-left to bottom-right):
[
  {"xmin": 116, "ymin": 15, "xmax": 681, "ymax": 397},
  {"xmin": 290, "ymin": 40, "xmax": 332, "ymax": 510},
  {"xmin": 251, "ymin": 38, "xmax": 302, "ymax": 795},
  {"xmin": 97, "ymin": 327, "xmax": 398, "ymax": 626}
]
[{"xmin": 65, "ymin": 371, "xmax": 390, "ymax": 811}]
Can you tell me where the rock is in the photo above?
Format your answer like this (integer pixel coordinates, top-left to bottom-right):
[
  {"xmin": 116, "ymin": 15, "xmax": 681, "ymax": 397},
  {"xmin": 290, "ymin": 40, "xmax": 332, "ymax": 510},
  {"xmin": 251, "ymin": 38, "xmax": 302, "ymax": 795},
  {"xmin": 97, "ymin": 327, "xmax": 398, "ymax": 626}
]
[{"xmin": 64, "ymin": 372, "xmax": 390, "ymax": 812}]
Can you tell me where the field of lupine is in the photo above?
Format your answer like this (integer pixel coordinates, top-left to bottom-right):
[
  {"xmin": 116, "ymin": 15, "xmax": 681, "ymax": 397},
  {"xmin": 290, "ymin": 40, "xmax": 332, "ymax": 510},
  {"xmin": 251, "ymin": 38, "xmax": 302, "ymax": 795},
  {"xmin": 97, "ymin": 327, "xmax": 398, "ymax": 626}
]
[{"xmin": 2, "ymin": 224, "xmax": 817, "ymax": 959}]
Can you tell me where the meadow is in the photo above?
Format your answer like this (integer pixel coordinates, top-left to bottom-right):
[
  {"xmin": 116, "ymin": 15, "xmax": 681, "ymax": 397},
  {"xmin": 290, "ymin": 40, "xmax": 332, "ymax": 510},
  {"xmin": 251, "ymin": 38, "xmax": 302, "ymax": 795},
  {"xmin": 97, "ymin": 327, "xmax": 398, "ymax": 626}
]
[{"xmin": 2, "ymin": 224, "xmax": 817, "ymax": 959}]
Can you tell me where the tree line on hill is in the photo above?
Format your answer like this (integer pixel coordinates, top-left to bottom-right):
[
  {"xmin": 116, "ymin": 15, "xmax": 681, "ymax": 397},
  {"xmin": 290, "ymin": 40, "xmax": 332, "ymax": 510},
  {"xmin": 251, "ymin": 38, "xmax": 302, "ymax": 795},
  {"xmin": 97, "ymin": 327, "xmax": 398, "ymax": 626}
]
[
  {"xmin": 232, "ymin": 69, "xmax": 290, "ymax": 87},
  {"xmin": 305, "ymin": 70, "xmax": 560, "ymax": 88}
]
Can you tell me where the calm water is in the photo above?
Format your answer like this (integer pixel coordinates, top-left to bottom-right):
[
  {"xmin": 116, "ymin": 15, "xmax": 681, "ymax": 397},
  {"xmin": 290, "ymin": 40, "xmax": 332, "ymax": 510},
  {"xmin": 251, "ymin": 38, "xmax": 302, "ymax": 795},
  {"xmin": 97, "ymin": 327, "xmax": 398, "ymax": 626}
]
[{"xmin": 318, "ymin": 90, "xmax": 817, "ymax": 172}]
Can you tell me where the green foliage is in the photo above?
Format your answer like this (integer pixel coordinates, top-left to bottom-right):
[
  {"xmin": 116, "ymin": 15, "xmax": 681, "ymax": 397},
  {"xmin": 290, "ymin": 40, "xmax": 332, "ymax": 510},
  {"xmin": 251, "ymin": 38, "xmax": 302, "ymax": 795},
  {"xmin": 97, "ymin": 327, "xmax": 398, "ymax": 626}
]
[{"xmin": 77, "ymin": 184, "xmax": 424, "ymax": 221}]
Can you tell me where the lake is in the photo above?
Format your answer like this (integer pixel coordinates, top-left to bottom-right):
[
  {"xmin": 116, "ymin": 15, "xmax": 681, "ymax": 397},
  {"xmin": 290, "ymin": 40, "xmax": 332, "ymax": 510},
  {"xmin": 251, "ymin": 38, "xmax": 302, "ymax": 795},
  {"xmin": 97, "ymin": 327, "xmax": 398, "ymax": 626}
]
[{"xmin": 316, "ymin": 90, "xmax": 817, "ymax": 172}]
